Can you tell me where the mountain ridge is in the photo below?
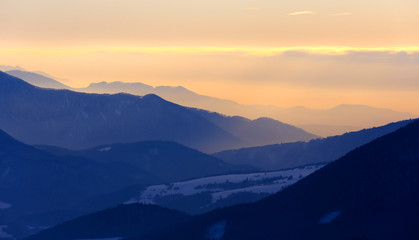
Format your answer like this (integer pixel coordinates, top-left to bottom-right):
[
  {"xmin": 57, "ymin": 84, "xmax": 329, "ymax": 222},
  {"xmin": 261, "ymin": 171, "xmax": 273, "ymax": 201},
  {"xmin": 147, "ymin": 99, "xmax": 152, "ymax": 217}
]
[{"xmin": 214, "ymin": 119, "xmax": 414, "ymax": 170}]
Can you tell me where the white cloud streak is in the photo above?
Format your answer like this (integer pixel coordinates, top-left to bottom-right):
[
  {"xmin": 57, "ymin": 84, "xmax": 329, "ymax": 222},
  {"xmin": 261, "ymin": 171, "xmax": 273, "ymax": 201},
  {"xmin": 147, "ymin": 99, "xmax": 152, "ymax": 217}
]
[{"xmin": 288, "ymin": 11, "xmax": 315, "ymax": 16}]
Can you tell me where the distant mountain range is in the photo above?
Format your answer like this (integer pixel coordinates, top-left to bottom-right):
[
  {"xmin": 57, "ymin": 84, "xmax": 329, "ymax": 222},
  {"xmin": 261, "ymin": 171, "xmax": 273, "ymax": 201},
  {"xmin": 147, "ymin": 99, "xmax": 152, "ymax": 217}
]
[
  {"xmin": 214, "ymin": 119, "xmax": 414, "ymax": 170},
  {"xmin": 77, "ymin": 82, "xmax": 418, "ymax": 137},
  {"xmin": 4, "ymin": 67, "xmax": 415, "ymax": 137},
  {"xmin": 128, "ymin": 119, "xmax": 419, "ymax": 240},
  {"xmin": 0, "ymin": 71, "xmax": 316, "ymax": 153}
]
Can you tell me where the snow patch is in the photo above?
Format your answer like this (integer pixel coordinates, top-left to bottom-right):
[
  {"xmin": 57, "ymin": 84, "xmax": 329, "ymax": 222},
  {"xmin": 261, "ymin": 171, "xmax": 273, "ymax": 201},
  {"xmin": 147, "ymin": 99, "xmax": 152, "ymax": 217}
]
[
  {"xmin": 98, "ymin": 147, "xmax": 112, "ymax": 152},
  {"xmin": 0, "ymin": 226, "xmax": 13, "ymax": 239},
  {"xmin": 0, "ymin": 201, "xmax": 11, "ymax": 210},
  {"xmin": 126, "ymin": 164, "xmax": 324, "ymax": 205},
  {"xmin": 319, "ymin": 211, "xmax": 341, "ymax": 224},
  {"xmin": 205, "ymin": 220, "xmax": 226, "ymax": 240}
]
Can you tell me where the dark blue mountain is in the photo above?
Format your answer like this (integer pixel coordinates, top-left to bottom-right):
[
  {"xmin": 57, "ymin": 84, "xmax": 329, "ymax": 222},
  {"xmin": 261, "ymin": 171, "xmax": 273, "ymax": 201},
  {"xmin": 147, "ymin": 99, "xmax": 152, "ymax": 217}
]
[
  {"xmin": 0, "ymin": 71, "xmax": 315, "ymax": 153},
  {"xmin": 139, "ymin": 120, "xmax": 419, "ymax": 240},
  {"xmin": 214, "ymin": 119, "xmax": 414, "ymax": 170},
  {"xmin": 25, "ymin": 204, "xmax": 191, "ymax": 240},
  {"xmin": 37, "ymin": 141, "xmax": 255, "ymax": 183}
]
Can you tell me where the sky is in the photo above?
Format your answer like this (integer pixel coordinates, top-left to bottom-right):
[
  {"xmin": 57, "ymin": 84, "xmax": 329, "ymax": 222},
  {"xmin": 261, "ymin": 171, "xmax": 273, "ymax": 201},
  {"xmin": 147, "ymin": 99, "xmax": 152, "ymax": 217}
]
[{"xmin": 1, "ymin": 0, "xmax": 419, "ymax": 113}]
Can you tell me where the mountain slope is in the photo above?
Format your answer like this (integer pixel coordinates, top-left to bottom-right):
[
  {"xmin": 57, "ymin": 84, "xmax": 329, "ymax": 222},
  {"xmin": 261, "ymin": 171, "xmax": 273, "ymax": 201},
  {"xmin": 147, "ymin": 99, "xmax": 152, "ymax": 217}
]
[
  {"xmin": 5, "ymin": 70, "xmax": 71, "ymax": 89},
  {"xmin": 144, "ymin": 120, "xmax": 419, "ymax": 240},
  {"xmin": 195, "ymin": 110, "xmax": 316, "ymax": 147},
  {"xmin": 215, "ymin": 119, "xmax": 414, "ymax": 170},
  {"xmin": 37, "ymin": 141, "xmax": 255, "ymax": 183},
  {"xmin": 25, "ymin": 204, "xmax": 191, "ymax": 240}
]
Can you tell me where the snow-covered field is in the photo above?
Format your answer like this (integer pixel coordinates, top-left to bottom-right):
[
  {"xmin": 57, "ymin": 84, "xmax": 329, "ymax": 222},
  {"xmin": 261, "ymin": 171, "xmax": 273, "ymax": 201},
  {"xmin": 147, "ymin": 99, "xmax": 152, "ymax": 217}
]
[
  {"xmin": 126, "ymin": 164, "xmax": 324, "ymax": 205},
  {"xmin": 0, "ymin": 202, "xmax": 11, "ymax": 210}
]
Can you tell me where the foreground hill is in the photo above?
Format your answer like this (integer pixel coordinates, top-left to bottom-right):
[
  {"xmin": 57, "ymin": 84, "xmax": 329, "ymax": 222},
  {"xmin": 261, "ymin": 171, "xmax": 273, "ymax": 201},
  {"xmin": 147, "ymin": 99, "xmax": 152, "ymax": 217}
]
[
  {"xmin": 215, "ymin": 119, "xmax": 413, "ymax": 170},
  {"xmin": 143, "ymin": 120, "xmax": 419, "ymax": 240},
  {"xmin": 0, "ymin": 71, "xmax": 315, "ymax": 153},
  {"xmin": 25, "ymin": 204, "xmax": 191, "ymax": 240},
  {"xmin": 38, "ymin": 141, "xmax": 255, "ymax": 183}
]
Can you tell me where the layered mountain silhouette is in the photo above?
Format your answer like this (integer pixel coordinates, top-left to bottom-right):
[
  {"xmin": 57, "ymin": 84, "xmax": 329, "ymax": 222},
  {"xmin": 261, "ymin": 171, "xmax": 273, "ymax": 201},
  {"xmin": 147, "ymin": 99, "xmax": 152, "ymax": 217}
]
[
  {"xmin": 215, "ymin": 119, "xmax": 414, "ymax": 170},
  {"xmin": 25, "ymin": 204, "xmax": 191, "ymax": 240},
  {"xmin": 0, "ymin": 71, "xmax": 315, "ymax": 153},
  {"xmin": 8, "ymin": 68, "xmax": 414, "ymax": 136},
  {"xmin": 80, "ymin": 81, "xmax": 415, "ymax": 136},
  {"xmin": 127, "ymin": 119, "xmax": 419, "ymax": 240},
  {"xmin": 38, "ymin": 141, "xmax": 255, "ymax": 183}
]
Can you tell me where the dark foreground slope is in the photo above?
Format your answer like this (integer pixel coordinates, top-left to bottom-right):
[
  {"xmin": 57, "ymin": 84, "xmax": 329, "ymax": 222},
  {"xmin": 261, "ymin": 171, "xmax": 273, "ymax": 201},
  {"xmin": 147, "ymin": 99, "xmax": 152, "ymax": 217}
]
[
  {"xmin": 215, "ymin": 119, "xmax": 413, "ymax": 170},
  {"xmin": 25, "ymin": 204, "xmax": 191, "ymax": 240},
  {"xmin": 143, "ymin": 120, "xmax": 419, "ymax": 240}
]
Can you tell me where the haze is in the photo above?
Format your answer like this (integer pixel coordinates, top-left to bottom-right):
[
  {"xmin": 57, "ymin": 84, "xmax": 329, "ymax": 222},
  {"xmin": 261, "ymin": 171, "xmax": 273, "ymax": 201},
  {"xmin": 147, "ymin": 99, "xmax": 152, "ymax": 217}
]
[{"xmin": 1, "ymin": 0, "xmax": 418, "ymax": 114}]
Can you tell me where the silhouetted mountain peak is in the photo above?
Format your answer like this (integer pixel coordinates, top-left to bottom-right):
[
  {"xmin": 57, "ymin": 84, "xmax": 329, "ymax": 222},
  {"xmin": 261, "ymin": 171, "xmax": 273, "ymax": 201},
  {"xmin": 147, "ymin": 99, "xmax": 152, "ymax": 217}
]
[{"xmin": 141, "ymin": 93, "xmax": 166, "ymax": 102}]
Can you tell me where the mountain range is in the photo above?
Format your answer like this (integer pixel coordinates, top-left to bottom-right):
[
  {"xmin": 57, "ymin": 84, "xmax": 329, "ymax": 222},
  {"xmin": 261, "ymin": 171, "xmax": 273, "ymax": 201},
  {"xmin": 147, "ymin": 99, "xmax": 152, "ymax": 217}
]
[
  {"xmin": 132, "ymin": 119, "xmax": 419, "ymax": 240},
  {"xmin": 4, "ymin": 67, "xmax": 415, "ymax": 137},
  {"xmin": 214, "ymin": 119, "xmax": 414, "ymax": 170},
  {"xmin": 0, "ymin": 71, "xmax": 315, "ymax": 153}
]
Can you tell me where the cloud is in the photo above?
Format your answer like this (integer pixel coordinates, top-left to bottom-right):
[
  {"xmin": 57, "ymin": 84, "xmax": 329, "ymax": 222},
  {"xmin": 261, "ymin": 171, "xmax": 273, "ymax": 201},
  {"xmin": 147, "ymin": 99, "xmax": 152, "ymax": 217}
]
[
  {"xmin": 288, "ymin": 11, "xmax": 315, "ymax": 16},
  {"xmin": 329, "ymin": 12, "xmax": 352, "ymax": 16}
]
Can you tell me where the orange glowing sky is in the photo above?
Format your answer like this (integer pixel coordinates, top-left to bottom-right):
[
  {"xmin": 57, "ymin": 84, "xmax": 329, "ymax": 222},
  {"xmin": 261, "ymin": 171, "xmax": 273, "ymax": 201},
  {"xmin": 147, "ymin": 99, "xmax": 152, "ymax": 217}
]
[{"xmin": 1, "ymin": 0, "xmax": 419, "ymax": 113}]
